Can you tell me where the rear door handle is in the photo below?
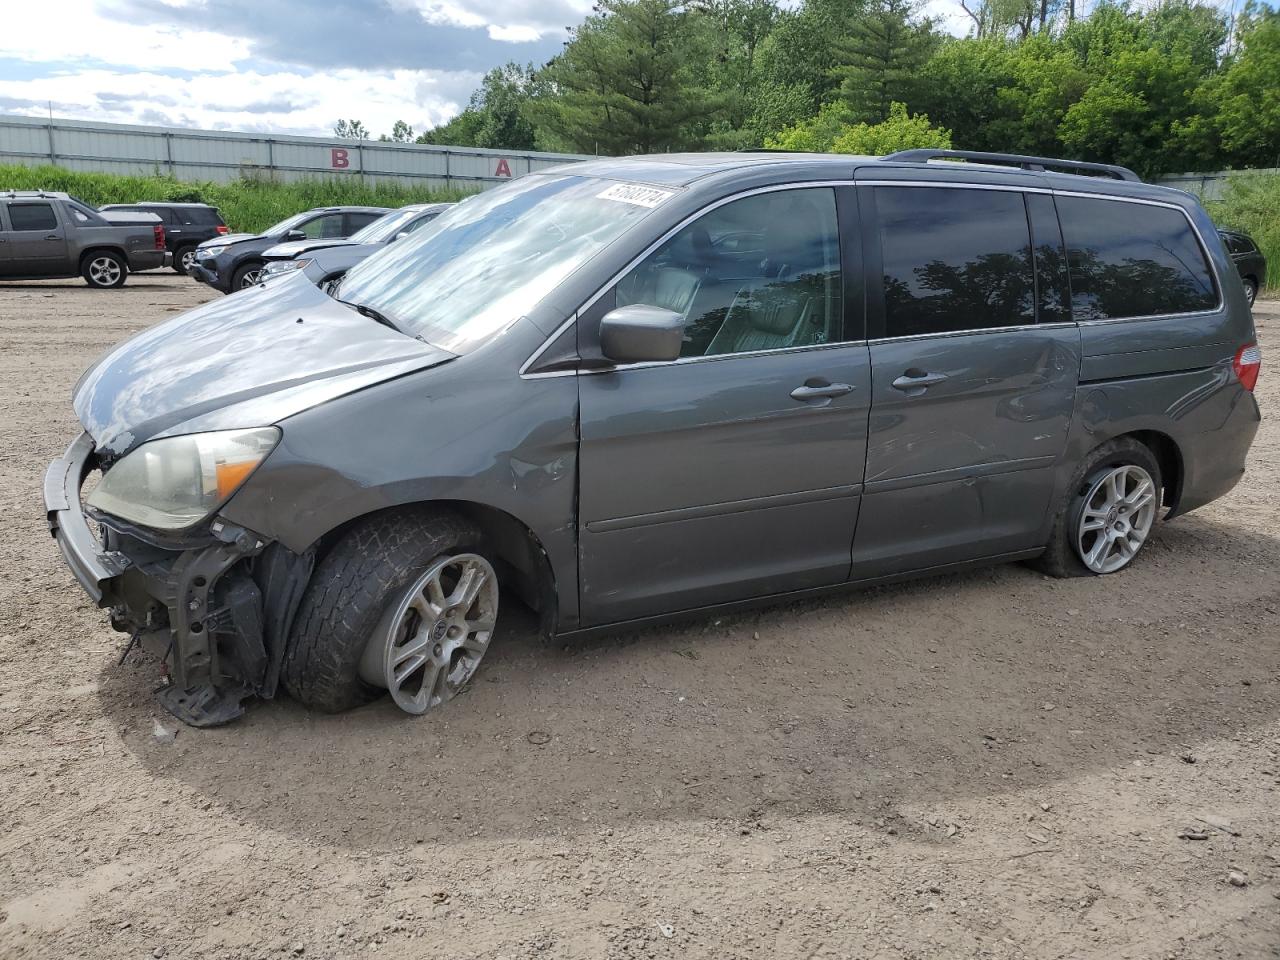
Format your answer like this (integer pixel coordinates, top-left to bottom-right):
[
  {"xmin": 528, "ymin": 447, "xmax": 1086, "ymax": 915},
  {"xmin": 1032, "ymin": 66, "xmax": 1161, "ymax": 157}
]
[
  {"xmin": 790, "ymin": 381, "xmax": 854, "ymax": 402},
  {"xmin": 891, "ymin": 369, "xmax": 948, "ymax": 393},
  {"xmin": 45, "ymin": 235, "xmax": 61, "ymax": 241}
]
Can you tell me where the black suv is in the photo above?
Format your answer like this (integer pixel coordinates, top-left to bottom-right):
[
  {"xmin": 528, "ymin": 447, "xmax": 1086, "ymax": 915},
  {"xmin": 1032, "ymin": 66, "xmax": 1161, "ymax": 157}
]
[
  {"xmin": 190, "ymin": 206, "xmax": 389, "ymax": 294},
  {"xmin": 1218, "ymin": 229, "xmax": 1267, "ymax": 306},
  {"xmin": 100, "ymin": 202, "xmax": 227, "ymax": 276}
]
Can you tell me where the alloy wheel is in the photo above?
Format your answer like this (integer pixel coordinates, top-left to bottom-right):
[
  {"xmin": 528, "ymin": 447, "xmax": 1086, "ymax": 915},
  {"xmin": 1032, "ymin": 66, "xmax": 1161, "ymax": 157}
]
[
  {"xmin": 239, "ymin": 267, "xmax": 262, "ymax": 288},
  {"xmin": 358, "ymin": 553, "xmax": 498, "ymax": 715},
  {"xmin": 180, "ymin": 249, "xmax": 196, "ymax": 273},
  {"xmin": 88, "ymin": 256, "xmax": 122, "ymax": 287},
  {"xmin": 1075, "ymin": 464, "xmax": 1158, "ymax": 574}
]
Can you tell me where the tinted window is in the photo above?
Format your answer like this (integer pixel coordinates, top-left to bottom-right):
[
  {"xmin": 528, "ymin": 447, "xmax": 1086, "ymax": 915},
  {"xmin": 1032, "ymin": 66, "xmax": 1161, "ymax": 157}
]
[
  {"xmin": 1027, "ymin": 193, "xmax": 1071, "ymax": 325},
  {"xmin": 8, "ymin": 203, "xmax": 57, "ymax": 231},
  {"xmin": 300, "ymin": 213, "xmax": 347, "ymax": 239},
  {"xmin": 1057, "ymin": 196, "xmax": 1216, "ymax": 321},
  {"xmin": 877, "ymin": 187, "xmax": 1034, "ymax": 337},
  {"xmin": 188, "ymin": 206, "xmax": 224, "ymax": 226},
  {"xmin": 616, "ymin": 187, "xmax": 843, "ymax": 357},
  {"xmin": 346, "ymin": 212, "xmax": 382, "ymax": 233}
]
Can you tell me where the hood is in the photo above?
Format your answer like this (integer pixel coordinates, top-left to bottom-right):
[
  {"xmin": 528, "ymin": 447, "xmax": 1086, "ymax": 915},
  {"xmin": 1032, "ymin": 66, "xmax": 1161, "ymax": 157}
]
[
  {"xmin": 197, "ymin": 232, "xmax": 258, "ymax": 249},
  {"xmin": 99, "ymin": 210, "xmax": 162, "ymax": 225},
  {"xmin": 263, "ymin": 237, "xmax": 357, "ymax": 260},
  {"xmin": 74, "ymin": 273, "xmax": 454, "ymax": 457}
]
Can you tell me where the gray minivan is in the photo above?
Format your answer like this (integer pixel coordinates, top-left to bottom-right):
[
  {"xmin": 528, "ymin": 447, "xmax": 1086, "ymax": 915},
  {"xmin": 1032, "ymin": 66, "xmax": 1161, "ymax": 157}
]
[{"xmin": 45, "ymin": 150, "xmax": 1261, "ymax": 726}]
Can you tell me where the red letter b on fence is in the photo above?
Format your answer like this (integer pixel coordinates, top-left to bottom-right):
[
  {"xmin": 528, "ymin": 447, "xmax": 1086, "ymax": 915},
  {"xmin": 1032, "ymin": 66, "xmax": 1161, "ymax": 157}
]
[{"xmin": 331, "ymin": 148, "xmax": 350, "ymax": 169}]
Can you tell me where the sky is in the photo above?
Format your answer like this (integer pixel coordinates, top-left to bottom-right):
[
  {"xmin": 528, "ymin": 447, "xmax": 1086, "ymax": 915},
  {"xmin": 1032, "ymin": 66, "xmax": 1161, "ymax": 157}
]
[
  {"xmin": 0, "ymin": 0, "xmax": 1236, "ymax": 139},
  {"xmin": 0, "ymin": 0, "xmax": 596, "ymax": 138}
]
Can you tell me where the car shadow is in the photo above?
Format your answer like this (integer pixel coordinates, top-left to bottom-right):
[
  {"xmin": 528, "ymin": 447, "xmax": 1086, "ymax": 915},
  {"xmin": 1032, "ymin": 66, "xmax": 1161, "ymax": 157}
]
[{"xmin": 96, "ymin": 513, "xmax": 1280, "ymax": 849}]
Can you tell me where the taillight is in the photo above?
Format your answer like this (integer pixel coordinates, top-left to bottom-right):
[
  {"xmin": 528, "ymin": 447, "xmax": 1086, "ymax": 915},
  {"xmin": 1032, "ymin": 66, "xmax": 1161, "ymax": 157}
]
[
  {"xmin": 216, "ymin": 225, "xmax": 229, "ymax": 235},
  {"xmin": 1232, "ymin": 342, "xmax": 1261, "ymax": 391},
  {"xmin": 153, "ymin": 224, "xmax": 165, "ymax": 250}
]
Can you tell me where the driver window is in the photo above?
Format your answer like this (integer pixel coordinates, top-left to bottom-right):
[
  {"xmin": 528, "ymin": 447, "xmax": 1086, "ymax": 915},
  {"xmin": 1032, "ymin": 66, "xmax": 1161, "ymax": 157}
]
[
  {"xmin": 615, "ymin": 187, "xmax": 843, "ymax": 358},
  {"xmin": 301, "ymin": 213, "xmax": 347, "ymax": 239}
]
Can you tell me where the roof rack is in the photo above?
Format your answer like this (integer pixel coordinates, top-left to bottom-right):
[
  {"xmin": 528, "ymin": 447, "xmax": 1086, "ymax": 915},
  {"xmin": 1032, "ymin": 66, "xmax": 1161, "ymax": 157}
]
[{"xmin": 882, "ymin": 149, "xmax": 1141, "ymax": 183}]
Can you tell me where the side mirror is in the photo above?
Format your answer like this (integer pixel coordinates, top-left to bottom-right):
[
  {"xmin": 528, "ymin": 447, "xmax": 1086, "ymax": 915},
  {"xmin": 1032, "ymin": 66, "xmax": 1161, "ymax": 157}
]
[
  {"xmin": 600, "ymin": 304, "xmax": 686, "ymax": 364},
  {"xmin": 285, "ymin": 229, "xmax": 306, "ymax": 241},
  {"xmin": 392, "ymin": 231, "xmax": 409, "ymax": 242}
]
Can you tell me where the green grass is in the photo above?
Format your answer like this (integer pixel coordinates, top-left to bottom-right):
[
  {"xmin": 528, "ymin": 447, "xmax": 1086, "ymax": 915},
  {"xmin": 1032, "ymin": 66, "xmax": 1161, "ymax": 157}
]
[
  {"xmin": 1201, "ymin": 172, "xmax": 1279, "ymax": 293},
  {"xmin": 0, "ymin": 163, "xmax": 473, "ymax": 234}
]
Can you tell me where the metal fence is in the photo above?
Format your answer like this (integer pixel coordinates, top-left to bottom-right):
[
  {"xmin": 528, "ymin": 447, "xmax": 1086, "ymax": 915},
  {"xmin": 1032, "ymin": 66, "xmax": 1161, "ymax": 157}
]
[
  {"xmin": 0, "ymin": 114, "xmax": 590, "ymax": 190},
  {"xmin": 1157, "ymin": 167, "xmax": 1280, "ymax": 202}
]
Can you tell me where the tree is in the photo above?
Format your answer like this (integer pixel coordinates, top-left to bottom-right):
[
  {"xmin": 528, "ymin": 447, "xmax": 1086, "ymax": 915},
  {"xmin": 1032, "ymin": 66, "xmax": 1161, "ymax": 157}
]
[
  {"xmin": 767, "ymin": 100, "xmax": 949, "ymax": 153},
  {"xmin": 831, "ymin": 101, "xmax": 951, "ymax": 153},
  {"xmin": 1206, "ymin": 9, "xmax": 1280, "ymax": 168},
  {"xmin": 830, "ymin": 0, "xmax": 938, "ymax": 123},
  {"xmin": 333, "ymin": 119, "xmax": 369, "ymax": 140},
  {"xmin": 378, "ymin": 120, "xmax": 415, "ymax": 143},
  {"xmin": 529, "ymin": 0, "xmax": 716, "ymax": 154}
]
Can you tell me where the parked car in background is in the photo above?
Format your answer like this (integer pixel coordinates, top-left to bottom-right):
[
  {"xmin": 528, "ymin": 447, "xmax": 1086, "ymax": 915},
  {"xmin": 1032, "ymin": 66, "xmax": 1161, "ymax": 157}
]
[
  {"xmin": 189, "ymin": 205, "xmax": 389, "ymax": 294},
  {"xmin": 100, "ymin": 202, "xmax": 227, "ymax": 275},
  {"xmin": 1, "ymin": 190, "xmax": 167, "ymax": 287},
  {"xmin": 259, "ymin": 202, "xmax": 452, "ymax": 284},
  {"xmin": 44, "ymin": 150, "xmax": 1261, "ymax": 726},
  {"xmin": 1218, "ymin": 229, "xmax": 1266, "ymax": 306}
]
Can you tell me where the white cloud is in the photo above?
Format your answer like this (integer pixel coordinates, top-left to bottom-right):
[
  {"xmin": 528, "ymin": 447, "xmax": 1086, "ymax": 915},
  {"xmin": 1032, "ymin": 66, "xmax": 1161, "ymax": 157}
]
[
  {"xmin": 0, "ymin": 67, "xmax": 479, "ymax": 137},
  {"xmin": 0, "ymin": 1, "xmax": 250, "ymax": 71}
]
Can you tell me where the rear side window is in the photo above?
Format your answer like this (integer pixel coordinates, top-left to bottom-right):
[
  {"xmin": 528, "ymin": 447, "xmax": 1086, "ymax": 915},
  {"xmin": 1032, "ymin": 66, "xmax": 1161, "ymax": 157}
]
[
  {"xmin": 876, "ymin": 186, "xmax": 1035, "ymax": 337},
  {"xmin": 346, "ymin": 212, "xmax": 382, "ymax": 233},
  {"xmin": 8, "ymin": 203, "xmax": 58, "ymax": 231},
  {"xmin": 190, "ymin": 207, "xmax": 225, "ymax": 226},
  {"xmin": 1057, "ymin": 197, "xmax": 1217, "ymax": 321}
]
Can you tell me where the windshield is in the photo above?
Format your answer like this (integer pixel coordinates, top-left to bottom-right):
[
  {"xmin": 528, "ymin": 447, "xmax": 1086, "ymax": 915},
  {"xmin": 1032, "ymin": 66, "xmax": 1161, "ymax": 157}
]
[
  {"xmin": 351, "ymin": 207, "xmax": 425, "ymax": 244},
  {"xmin": 336, "ymin": 176, "xmax": 674, "ymax": 352},
  {"xmin": 264, "ymin": 211, "xmax": 313, "ymax": 237}
]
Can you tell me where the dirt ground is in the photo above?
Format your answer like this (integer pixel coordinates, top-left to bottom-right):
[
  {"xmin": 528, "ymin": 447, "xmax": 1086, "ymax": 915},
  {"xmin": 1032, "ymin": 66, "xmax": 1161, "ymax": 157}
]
[{"xmin": 0, "ymin": 274, "xmax": 1277, "ymax": 960}]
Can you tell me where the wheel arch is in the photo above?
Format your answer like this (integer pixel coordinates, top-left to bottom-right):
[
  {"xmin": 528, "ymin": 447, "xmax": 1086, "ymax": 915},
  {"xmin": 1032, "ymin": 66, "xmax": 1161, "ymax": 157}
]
[
  {"xmin": 1110, "ymin": 428, "xmax": 1185, "ymax": 516},
  {"xmin": 78, "ymin": 245, "xmax": 128, "ymax": 269},
  {"xmin": 308, "ymin": 500, "xmax": 559, "ymax": 638}
]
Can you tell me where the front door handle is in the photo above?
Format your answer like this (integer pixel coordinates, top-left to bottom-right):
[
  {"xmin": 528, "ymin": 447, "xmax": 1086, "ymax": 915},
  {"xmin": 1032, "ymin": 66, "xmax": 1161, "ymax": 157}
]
[
  {"xmin": 891, "ymin": 369, "xmax": 948, "ymax": 393},
  {"xmin": 790, "ymin": 381, "xmax": 854, "ymax": 402},
  {"xmin": 45, "ymin": 235, "xmax": 61, "ymax": 241}
]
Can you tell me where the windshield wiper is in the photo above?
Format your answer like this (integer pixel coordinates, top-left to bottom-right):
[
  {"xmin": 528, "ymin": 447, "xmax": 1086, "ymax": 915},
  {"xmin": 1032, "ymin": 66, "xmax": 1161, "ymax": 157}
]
[{"xmin": 340, "ymin": 299, "xmax": 403, "ymax": 333}]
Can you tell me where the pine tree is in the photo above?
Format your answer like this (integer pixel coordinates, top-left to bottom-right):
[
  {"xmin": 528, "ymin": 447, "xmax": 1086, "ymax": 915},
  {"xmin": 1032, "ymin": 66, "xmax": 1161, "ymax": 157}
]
[
  {"xmin": 530, "ymin": 0, "xmax": 714, "ymax": 154},
  {"xmin": 831, "ymin": 0, "xmax": 937, "ymax": 124}
]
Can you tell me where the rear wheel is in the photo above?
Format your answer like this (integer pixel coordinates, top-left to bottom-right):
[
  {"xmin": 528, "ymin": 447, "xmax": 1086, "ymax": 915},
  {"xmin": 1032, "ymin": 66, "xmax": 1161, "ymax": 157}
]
[
  {"xmin": 1244, "ymin": 278, "xmax": 1258, "ymax": 307},
  {"xmin": 283, "ymin": 509, "xmax": 495, "ymax": 714},
  {"xmin": 82, "ymin": 251, "xmax": 127, "ymax": 288},
  {"xmin": 232, "ymin": 261, "xmax": 264, "ymax": 291},
  {"xmin": 1035, "ymin": 437, "xmax": 1162, "ymax": 578}
]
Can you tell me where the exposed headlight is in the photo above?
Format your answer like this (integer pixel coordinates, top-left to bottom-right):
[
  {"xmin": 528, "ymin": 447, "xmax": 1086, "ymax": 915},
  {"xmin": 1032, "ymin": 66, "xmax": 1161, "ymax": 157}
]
[
  {"xmin": 88, "ymin": 427, "xmax": 280, "ymax": 531},
  {"xmin": 261, "ymin": 258, "xmax": 312, "ymax": 280},
  {"xmin": 199, "ymin": 245, "xmax": 229, "ymax": 259}
]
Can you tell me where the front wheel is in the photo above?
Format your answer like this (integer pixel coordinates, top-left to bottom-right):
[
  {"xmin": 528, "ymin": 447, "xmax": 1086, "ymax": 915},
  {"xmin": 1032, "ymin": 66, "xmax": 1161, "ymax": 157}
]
[
  {"xmin": 283, "ymin": 509, "xmax": 493, "ymax": 714},
  {"xmin": 82, "ymin": 251, "xmax": 127, "ymax": 288},
  {"xmin": 1244, "ymin": 278, "xmax": 1257, "ymax": 307},
  {"xmin": 231, "ymin": 261, "xmax": 264, "ymax": 291},
  {"xmin": 1034, "ymin": 438, "xmax": 1163, "ymax": 578}
]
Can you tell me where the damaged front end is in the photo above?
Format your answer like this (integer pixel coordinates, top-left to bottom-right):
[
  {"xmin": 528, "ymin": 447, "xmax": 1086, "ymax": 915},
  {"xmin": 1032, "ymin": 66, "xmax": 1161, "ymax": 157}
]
[{"xmin": 44, "ymin": 433, "xmax": 313, "ymax": 727}]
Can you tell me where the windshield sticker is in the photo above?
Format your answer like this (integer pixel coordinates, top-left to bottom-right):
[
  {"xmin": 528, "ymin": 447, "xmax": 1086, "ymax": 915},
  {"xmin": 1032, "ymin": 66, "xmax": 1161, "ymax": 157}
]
[{"xmin": 597, "ymin": 183, "xmax": 675, "ymax": 208}]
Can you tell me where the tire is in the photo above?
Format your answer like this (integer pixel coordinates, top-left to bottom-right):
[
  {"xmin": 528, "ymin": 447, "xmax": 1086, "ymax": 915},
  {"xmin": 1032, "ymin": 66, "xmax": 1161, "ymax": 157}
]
[
  {"xmin": 1034, "ymin": 437, "xmax": 1163, "ymax": 579},
  {"xmin": 1244, "ymin": 278, "xmax": 1257, "ymax": 307},
  {"xmin": 172, "ymin": 245, "xmax": 197, "ymax": 275},
  {"xmin": 81, "ymin": 251, "xmax": 127, "ymax": 289},
  {"xmin": 231, "ymin": 261, "xmax": 264, "ymax": 291},
  {"xmin": 283, "ymin": 508, "xmax": 486, "ymax": 714}
]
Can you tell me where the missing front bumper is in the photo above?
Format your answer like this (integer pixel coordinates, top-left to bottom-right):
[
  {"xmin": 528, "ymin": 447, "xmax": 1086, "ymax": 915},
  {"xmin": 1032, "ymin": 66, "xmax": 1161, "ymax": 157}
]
[{"xmin": 43, "ymin": 433, "xmax": 313, "ymax": 727}]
